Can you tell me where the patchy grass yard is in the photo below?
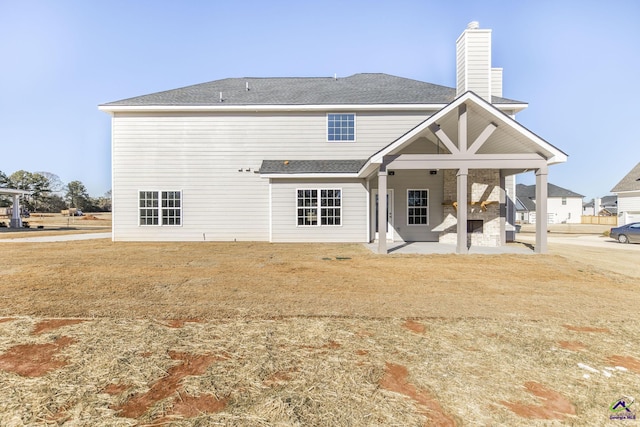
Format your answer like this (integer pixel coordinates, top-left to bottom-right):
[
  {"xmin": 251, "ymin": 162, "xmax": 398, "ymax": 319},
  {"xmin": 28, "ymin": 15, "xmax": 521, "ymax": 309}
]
[{"xmin": 0, "ymin": 239, "xmax": 638, "ymax": 425}]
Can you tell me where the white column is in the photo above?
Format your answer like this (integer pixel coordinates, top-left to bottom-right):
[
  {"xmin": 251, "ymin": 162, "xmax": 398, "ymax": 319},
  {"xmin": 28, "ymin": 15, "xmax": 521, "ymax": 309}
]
[
  {"xmin": 377, "ymin": 168, "xmax": 388, "ymax": 254},
  {"xmin": 456, "ymin": 167, "xmax": 468, "ymax": 254},
  {"xmin": 535, "ymin": 168, "xmax": 548, "ymax": 253},
  {"xmin": 499, "ymin": 173, "xmax": 506, "ymax": 245},
  {"xmin": 10, "ymin": 195, "xmax": 22, "ymax": 228}
]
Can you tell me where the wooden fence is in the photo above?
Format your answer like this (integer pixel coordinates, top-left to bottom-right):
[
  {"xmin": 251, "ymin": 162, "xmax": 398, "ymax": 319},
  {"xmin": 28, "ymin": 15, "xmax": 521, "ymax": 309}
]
[{"xmin": 581, "ymin": 215, "xmax": 617, "ymax": 225}]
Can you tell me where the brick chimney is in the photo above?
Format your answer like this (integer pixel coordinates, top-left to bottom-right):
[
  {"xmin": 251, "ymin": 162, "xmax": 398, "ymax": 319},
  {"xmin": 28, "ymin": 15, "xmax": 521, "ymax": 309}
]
[{"xmin": 456, "ymin": 21, "xmax": 503, "ymax": 102}]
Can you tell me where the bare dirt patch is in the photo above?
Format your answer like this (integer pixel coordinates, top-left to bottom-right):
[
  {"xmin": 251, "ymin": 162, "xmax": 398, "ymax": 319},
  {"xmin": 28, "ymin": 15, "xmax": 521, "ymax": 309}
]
[
  {"xmin": 380, "ymin": 362, "xmax": 456, "ymax": 426},
  {"xmin": 403, "ymin": 319, "xmax": 426, "ymax": 333},
  {"xmin": 112, "ymin": 351, "xmax": 226, "ymax": 419},
  {"xmin": 103, "ymin": 383, "xmax": 129, "ymax": 395},
  {"xmin": 501, "ymin": 381, "xmax": 576, "ymax": 420},
  {"xmin": 151, "ymin": 393, "xmax": 227, "ymax": 423},
  {"xmin": 162, "ymin": 319, "xmax": 203, "ymax": 328},
  {"xmin": 32, "ymin": 318, "xmax": 86, "ymax": 334},
  {"xmin": 558, "ymin": 341, "xmax": 587, "ymax": 351},
  {"xmin": 607, "ymin": 355, "xmax": 640, "ymax": 373},
  {"xmin": 0, "ymin": 336, "xmax": 76, "ymax": 377}
]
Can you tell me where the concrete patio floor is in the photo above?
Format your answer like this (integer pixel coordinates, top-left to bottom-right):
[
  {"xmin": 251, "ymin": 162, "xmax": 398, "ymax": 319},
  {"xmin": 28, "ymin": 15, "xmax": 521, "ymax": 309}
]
[{"xmin": 364, "ymin": 241, "xmax": 535, "ymax": 255}]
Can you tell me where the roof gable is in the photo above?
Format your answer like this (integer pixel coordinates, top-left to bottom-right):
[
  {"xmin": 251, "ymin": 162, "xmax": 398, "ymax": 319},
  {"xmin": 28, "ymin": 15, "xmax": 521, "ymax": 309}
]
[
  {"xmin": 368, "ymin": 91, "xmax": 566, "ymax": 166},
  {"xmin": 516, "ymin": 183, "xmax": 584, "ymax": 199},
  {"xmin": 611, "ymin": 162, "xmax": 640, "ymax": 192}
]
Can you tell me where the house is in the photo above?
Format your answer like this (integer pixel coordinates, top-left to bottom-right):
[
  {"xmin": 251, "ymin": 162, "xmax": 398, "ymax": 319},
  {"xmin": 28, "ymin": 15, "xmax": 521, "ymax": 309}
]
[
  {"xmin": 582, "ymin": 195, "xmax": 617, "ymax": 216},
  {"xmin": 516, "ymin": 183, "xmax": 583, "ymax": 224},
  {"xmin": 99, "ymin": 22, "xmax": 567, "ymax": 254},
  {"xmin": 611, "ymin": 162, "xmax": 640, "ymax": 225},
  {"xmin": 515, "ymin": 189, "xmax": 536, "ymax": 224}
]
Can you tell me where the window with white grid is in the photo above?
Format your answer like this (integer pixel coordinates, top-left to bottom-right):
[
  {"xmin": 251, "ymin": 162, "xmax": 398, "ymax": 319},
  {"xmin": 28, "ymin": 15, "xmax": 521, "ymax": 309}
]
[
  {"xmin": 297, "ymin": 189, "xmax": 341, "ymax": 226},
  {"xmin": 139, "ymin": 190, "xmax": 181, "ymax": 226},
  {"xmin": 139, "ymin": 191, "xmax": 159, "ymax": 225},
  {"xmin": 161, "ymin": 191, "xmax": 181, "ymax": 225},
  {"xmin": 327, "ymin": 114, "xmax": 355, "ymax": 141},
  {"xmin": 407, "ymin": 189, "xmax": 429, "ymax": 225},
  {"xmin": 320, "ymin": 189, "xmax": 341, "ymax": 225}
]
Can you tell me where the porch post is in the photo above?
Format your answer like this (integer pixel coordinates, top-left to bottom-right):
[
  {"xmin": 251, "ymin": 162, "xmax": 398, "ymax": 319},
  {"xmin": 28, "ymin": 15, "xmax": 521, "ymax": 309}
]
[
  {"xmin": 10, "ymin": 194, "xmax": 22, "ymax": 228},
  {"xmin": 499, "ymin": 173, "xmax": 506, "ymax": 245},
  {"xmin": 456, "ymin": 167, "xmax": 468, "ymax": 254},
  {"xmin": 378, "ymin": 166, "xmax": 388, "ymax": 254},
  {"xmin": 535, "ymin": 167, "xmax": 548, "ymax": 253}
]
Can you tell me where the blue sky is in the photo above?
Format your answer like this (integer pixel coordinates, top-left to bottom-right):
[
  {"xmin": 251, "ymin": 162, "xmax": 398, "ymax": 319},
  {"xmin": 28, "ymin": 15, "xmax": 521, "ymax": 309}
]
[{"xmin": 1, "ymin": 0, "xmax": 638, "ymax": 200}]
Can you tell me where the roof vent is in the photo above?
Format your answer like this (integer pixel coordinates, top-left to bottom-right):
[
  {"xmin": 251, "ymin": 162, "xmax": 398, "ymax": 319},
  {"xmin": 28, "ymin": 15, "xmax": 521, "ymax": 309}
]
[{"xmin": 467, "ymin": 21, "xmax": 480, "ymax": 29}]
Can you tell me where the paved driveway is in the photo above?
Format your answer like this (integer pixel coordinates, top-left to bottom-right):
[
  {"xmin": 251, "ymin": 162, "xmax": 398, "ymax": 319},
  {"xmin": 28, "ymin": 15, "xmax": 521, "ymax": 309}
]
[{"xmin": 517, "ymin": 233, "xmax": 640, "ymax": 252}]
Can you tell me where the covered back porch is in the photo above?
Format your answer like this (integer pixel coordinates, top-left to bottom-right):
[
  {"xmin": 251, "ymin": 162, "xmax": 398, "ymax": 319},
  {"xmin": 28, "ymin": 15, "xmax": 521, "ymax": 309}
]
[{"xmin": 360, "ymin": 91, "xmax": 567, "ymax": 254}]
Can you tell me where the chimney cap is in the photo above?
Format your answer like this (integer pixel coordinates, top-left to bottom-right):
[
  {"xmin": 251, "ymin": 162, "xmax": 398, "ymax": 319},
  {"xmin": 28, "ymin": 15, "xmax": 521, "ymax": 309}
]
[{"xmin": 467, "ymin": 21, "xmax": 480, "ymax": 29}]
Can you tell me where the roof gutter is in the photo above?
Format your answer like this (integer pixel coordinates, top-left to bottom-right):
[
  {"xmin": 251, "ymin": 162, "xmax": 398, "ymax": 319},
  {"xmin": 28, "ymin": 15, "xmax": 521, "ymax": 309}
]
[{"xmin": 98, "ymin": 103, "xmax": 528, "ymax": 114}]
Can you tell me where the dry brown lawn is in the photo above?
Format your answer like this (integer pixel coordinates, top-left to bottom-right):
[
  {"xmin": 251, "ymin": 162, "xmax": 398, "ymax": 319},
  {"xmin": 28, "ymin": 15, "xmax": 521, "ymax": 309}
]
[{"xmin": 0, "ymin": 224, "xmax": 639, "ymax": 425}]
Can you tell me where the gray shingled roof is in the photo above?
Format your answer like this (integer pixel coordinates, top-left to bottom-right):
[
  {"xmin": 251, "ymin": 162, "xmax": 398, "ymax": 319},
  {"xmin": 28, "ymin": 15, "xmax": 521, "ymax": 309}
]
[
  {"xmin": 515, "ymin": 196, "xmax": 536, "ymax": 212},
  {"xmin": 260, "ymin": 160, "xmax": 367, "ymax": 174},
  {"xmin": 611, "ymin": 162, "xmax": 640, "ymax": 192},
  {"xmin": 101, "ymin": 73, "xmax": 523, "ymax": 106},
  {"xmin": 516, "ymin": 183, "xmax": 584, "ymax": 200},
  {"xmin": 583, "ymin": 195, "xmax": 617, "ymax": 208}
]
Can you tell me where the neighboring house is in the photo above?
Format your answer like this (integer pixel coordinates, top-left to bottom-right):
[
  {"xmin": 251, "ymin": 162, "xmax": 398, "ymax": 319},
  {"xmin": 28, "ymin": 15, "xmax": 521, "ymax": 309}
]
[
  {"xmin": 99, "ymin": 22, "xmax": 567, "ymax": 254},
  {"xmin": 515, "ymin": 190, "xmax": 536, "ymax": 224},
  {"xmin": 611, "ymin": 162, "xmax": 640, "ymax": 225},
  {"xmin": 582, "ymin": 195, "xmax": 617, "ymax": 216},
  {"xmin": 0, "ymin": 188, "xmax": 30, "ymax": 228},
  {"xmin": 516, "ymin": 183, "xmax": 583, "ymax": 224}
]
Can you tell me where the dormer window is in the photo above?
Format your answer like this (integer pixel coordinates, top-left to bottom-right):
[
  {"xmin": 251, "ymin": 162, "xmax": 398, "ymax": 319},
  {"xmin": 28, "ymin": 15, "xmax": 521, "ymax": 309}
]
[{"xmin": 327, "ymin": 114, "xmax": 355, "ymax": 141}]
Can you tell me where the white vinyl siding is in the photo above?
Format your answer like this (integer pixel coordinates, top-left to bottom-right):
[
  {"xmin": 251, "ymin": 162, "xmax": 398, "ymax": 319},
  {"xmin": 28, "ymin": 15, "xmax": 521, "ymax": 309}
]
[
  {"xmin": 618, "ymin": 192, "xmax": 640, "ymax": 212},
  {"xmin": 371, "ymin": 169, "xmax": 443, "ymax": 242},
  {"xmin": 547, "ymin": 197, "xmax": 583, "ymax": 224},
  {"xmin": 456, "ymin": 28, "xmax": 491, "ymax": 100},
  {"xmin": 617, "ymin": 192, "xmax": 640, "ymax": 225},
  {"xmin": 491, "ymin": 68, "xmax": 503, "ymax": 98},
  {"xmin": 271, "ymin": 179, "xmax": 366, "ymax": 242},
  {"xmin": 111, "ymin": 110, "xmax": 432, "ymax": 241}
]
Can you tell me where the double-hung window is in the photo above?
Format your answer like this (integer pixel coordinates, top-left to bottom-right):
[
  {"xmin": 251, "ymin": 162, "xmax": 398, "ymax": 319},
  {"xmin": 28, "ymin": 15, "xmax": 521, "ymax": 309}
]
[
  {"xmin": 139, "ymin": 190, "xmax": 182, "ymax": 226},
  {"xmin": 407, "ymin": 189, "xmax": 429, "ymax": 225},
  {"xmin": 161, "ymin": 191, "xmax": 181, "ymax": 225},
  {"xmin": 327, "ymin": 114, "xmax": 355, "ymax": 141},
  {"xmin": 297, "ymin": 189, "xmax": 341, "ymax": 226},
  {"xmin": 139, "ymin": 191, "xmax": 159, "ymax": 225}
]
